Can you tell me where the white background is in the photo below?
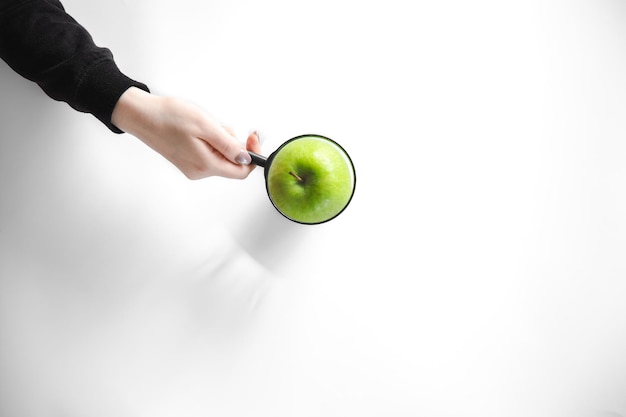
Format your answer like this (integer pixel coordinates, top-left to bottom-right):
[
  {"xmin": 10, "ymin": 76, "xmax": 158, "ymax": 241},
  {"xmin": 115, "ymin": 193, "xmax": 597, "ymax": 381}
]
[{"xmin": 2, "ymin": 1, "xmax": 626, "ymax": 416}]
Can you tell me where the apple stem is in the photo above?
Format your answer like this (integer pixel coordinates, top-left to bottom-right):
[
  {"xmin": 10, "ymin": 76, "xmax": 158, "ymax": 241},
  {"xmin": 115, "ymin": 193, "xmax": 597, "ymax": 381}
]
[{"xmin": 289, "ymin": 171, "xmax": 304, "ymax": 183}]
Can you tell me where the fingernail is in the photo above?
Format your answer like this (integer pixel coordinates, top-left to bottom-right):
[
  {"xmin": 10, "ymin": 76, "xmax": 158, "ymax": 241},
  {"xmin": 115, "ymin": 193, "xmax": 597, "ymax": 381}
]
[
  {"xmin": 249, "ymin": 129, "xmax": 264, "ymax": 145},
  {"xmin": 236, "ymin": 149, "xmax": 252, "ymax": 165}
]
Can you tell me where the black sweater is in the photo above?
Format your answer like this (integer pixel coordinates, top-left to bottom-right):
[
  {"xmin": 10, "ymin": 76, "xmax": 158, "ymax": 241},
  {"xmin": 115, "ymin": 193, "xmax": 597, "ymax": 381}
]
[{"xmin": 0, "ymin": 0, "xmax": 149, "ymax": 133}]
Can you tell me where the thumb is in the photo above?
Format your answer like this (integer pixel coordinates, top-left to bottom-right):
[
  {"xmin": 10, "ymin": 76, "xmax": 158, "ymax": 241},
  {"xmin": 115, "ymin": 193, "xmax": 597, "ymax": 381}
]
[{"xmin": 212, "ymin": 126, "xmax": 252, "ymax": 166}]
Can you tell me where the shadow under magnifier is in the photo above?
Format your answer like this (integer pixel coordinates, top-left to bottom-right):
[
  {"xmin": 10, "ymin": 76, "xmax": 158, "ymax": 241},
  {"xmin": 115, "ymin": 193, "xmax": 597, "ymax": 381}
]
[{"xmin": 231, "ymin": 198, "xmax": 313, "ymax": 274}]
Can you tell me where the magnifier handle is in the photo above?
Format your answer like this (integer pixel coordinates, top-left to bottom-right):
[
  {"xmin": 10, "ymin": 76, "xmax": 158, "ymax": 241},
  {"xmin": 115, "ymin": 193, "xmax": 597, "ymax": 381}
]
[{"xmin": 248, "ymin": 151, "xmax": 267, "ymax": 168}]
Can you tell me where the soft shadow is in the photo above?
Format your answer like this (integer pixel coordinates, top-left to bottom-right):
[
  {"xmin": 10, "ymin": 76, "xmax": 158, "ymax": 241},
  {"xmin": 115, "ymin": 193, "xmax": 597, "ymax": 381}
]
[
  {"xmin": 230, "ymin": 198, "xmax": 313, "ymax": 274},
  {"xmin": 0, "ymin": 64, "xmax": 61, "ymax": 195}
]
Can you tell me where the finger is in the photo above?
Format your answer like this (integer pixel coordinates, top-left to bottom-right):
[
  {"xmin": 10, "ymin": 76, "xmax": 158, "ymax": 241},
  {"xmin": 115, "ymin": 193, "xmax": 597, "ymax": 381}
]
[
  {"xmin": 212, "ymin": 157, "xmax": 256, "ymax": 179},
  {"xmin": 223, "ymin": 125, "xmax": 236, "ymax": 137},
  {"xmin": 186, "ymin": 140, "xmax": 252, "ymax": 180},
  {"xmin": 246, "ymin": 130, "xmax": 262, "ymax": 154},
  {"xmin": 215, "ymin": 131, "xmax": 261, "ymax": 178},
  {"xmin": 204, "ymin": 125, "xmax": 252, "ymax": 166}
]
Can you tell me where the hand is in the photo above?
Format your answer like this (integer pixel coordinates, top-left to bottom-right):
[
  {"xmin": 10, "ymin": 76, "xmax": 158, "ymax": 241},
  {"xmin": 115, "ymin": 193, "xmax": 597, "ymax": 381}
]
[{"xmin": 111, "ymin": 87, "xmax": 261, "ymax": 180}]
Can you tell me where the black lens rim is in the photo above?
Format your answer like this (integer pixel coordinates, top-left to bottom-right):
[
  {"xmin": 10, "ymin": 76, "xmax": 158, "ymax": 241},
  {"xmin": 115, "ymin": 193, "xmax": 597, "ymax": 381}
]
[{"xmin": 264, "ymin": 134, "xmax": 356, "ymax": 225}]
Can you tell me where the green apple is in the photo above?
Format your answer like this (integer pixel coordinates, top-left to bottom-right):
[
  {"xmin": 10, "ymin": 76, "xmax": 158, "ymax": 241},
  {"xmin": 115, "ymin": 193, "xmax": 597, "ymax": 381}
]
[{"xmin": 266, "ymin": 135, "xmax": 355, "ymax": 224}]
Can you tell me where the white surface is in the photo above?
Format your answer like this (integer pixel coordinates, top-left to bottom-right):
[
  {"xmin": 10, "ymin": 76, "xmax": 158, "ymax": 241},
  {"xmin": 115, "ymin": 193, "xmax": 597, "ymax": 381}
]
[{"xmin": 2, "ymin": 1, "xmax": 626, "ymax": 416}]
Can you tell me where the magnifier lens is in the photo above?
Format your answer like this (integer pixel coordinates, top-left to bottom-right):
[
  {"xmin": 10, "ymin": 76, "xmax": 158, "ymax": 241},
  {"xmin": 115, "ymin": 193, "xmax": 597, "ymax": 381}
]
[{"xmin": 252, "ymin": 135, "xmax": 355, "ymax": 225}]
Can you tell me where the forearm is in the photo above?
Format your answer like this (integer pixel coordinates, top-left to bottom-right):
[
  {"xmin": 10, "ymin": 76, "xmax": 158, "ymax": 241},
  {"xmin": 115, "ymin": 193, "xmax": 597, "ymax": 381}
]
[{"xmin": 0, "ymin": 0, "xmax": 148, "ymax": 132}]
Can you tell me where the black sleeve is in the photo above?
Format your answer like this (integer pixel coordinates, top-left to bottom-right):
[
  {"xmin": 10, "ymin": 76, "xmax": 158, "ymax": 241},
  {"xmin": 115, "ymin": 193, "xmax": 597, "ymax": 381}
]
[{"xmin": 0, "ymin": 0, "xmax": 150, "ymax": 133}]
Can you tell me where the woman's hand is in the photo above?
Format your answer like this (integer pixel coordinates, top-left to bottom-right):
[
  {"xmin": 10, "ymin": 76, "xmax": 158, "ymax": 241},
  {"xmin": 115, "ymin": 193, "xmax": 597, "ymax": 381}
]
[{"xmin": 111, "ymin": 87, "xmax": 261, "ymax": 180}]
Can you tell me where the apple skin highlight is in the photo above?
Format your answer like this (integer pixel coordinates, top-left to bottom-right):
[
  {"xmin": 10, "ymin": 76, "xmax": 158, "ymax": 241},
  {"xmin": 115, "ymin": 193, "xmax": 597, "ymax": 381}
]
[{"xmin": 266, "ymin": 136, "xmax": 355, "ymax": 224}]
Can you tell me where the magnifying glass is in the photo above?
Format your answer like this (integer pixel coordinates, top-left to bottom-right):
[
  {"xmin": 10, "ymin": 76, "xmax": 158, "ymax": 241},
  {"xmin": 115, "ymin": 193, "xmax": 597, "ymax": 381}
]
[{"xmin": 248, "ymin": 134, "xmax": 356, "ymax": 225}]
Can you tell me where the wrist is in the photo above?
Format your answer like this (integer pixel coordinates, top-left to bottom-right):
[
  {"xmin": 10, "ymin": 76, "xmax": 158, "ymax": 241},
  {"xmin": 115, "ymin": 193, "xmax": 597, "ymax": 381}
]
[{"xmin": 111, "ymin": 86, "xmax": 154, "ymax": 135}]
